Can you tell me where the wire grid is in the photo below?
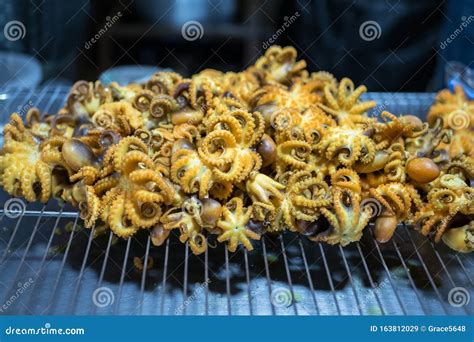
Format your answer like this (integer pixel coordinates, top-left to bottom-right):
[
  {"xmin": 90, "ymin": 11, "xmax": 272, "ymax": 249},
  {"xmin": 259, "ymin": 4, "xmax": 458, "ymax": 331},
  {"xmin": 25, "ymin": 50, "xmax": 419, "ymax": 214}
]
[{"xmin": 0, "ymin": 86, "xmax": 472, "ymax": 316}]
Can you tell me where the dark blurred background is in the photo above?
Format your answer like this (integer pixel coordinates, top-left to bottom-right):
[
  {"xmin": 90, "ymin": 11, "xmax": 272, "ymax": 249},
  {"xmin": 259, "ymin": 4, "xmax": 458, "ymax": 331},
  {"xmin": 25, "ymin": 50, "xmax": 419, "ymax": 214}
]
[{"xmin": 0, "ymin": 0, "xmax": 473, "ymax": 91}]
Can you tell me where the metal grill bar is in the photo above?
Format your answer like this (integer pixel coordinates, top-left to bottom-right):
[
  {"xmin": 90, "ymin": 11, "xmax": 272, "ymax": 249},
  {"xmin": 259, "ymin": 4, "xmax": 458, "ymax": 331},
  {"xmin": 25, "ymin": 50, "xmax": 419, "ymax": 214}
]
[
  {"xmin": 46, "ymin": 215, "xmax": 80, "ymax": 314},
  {"xmin": 68, "ymin": 224, "xmax": 97, "ymax": 314},
  {"xmin": 371, "ymin": 236, "xmax": 406, "ymax": 315},
  {"xmin": 22, "ymin": 207, "xmax": 64, "ymax": 314},
  {"xmin": 224, "ymin": 246, "xmax": 232, "ymax": 315},
  {"xmin": 2, "ymin": 205, "xmax": 46, "ymax": 306},
  {"xmin": 298, "ymin": 238, "xmax": 319, "ymax": 315},
  {"xmin": 243, "ymin": 249, "xmax": 253, "ymax": 315},
  {"xmin": 279, "ymin": 236, "xmax": 298, "ymax": 315},
  {"xmin": 114, "ymin": 237, "xmax": 131, "ymax": 315},
  {"xmin": 402, "ymin": 225, "xmax": 449, "ymax": 314},
  {"xmin": 0, "ymin": 210, "xmax": 78, "ymax": 218},
  {"xmin": 391, "ymin": 239, "xmax": 428, "ymax": 314},
  {"xmin": 92, "ymin": 231, "xmax": 114, "ymax": 315},
  {"xmin": 204, "ymin": 240, "xmax": 209, "ymax": 315},
  {"xmin": 182, "ymin": 242, "xmax": 189, "ymax": 315},
  {"xmin": 430, "ymin": 241, "xmax": 471, "ymax": 315},
  {"xmin": 318, "ymin": 244, "xmax": 341, "ymax": 315},
  {"xmin": 138, "ymin": 235, "xmax": 151, "ymax": 315},
  {"xmin": 0, "ymin": 212, "xmax": 25, "ymax": 265},
  {"xmin": 338, "ymin": 245, "xmax": 362, "ymax": 315},
  {"xmin": 455, "ymin": 255, "xmax": 474, "ymax": 286},
  {"xmin": 355, "ymin": 242, "xmax": 385, "ymax": 315},
  {"xmin": 159, "ymin": 238, "xmax": 170, "ymax": 315},
  {"xmin": 261, "ymin": 237, "xmax": 276, "ymax": 315}
]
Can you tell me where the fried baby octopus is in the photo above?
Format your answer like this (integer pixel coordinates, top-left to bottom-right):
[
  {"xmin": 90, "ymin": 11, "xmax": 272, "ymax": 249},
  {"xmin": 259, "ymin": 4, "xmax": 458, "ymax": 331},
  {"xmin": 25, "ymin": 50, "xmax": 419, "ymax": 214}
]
[
  {"xmin": 216, "ymin": 197, "xmax": 260, "ymax": 252},
  {"xmin": 160, "ymin": 197, "xmax": 222, "ymax": 254},
  {"xmin": 0, "ymin": 114, "xmax": 85, "ymax": 202},
  {"xmin": 415, "ymin": 174, "xmax": 474, "ymax": 244},
  {"xmin": 0, "ymin": 114, "xmax": 58, "ymax": 202},
  {"xmin": 75, "ymin": 137, "xmax": 176, "ymax": 238},
  {"xmin": 1, "ymin": 45, "xmax": 473, "ymax": 255},
  {"xmin": 199, "ymin": 109, "xmax": 265, "ymax": 183}
]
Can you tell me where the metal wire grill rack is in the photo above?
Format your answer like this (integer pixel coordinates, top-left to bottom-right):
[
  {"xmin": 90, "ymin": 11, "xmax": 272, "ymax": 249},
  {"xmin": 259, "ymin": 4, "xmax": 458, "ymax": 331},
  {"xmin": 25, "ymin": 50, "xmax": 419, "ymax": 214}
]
[{"xmin": 0, "ymin": 87, "xmax": 472, "ymax": 316}]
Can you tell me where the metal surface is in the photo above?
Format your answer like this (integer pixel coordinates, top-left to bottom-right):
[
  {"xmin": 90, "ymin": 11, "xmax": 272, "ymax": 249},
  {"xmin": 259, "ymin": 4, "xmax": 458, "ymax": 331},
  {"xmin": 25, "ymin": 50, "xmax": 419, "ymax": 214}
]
[{"xmin": 0, "ymin": 87, "xmax": 472, "ymax": 316}]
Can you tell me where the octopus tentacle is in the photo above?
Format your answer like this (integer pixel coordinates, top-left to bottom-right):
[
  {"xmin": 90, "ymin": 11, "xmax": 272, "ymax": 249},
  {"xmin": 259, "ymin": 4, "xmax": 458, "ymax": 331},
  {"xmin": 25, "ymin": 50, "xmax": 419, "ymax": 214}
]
[
  {"xmin": 108, "ymin": 193, "xmax": 139, "ymax": 238},
  {"xmin": 331, "ymin": 168, "xmax": 361, "ymax": 193},
  {"xmin": 199, "ymin": 130, "xmax": 238, "ymax": 166},
  {"xmin": 79, "ymin": 185, "xmax": 101, "ymax": 228},
  {"xmin": 246, "ymin": 171, "xmax": 285, "ymax": 206},
  {"xmin": 217, "ymin": 197, "xmax": 260, "ymax": 252},
  {"xmin": 313, "ymin": 188, "xmax": 371, "ymax": 246},
  {"xmin": 277, "ymin": 140, "xmax": 311, "ymax": 169},
  {"xmin": 124, "ymin": 199, "xmax": 162, "ymax": 228}
]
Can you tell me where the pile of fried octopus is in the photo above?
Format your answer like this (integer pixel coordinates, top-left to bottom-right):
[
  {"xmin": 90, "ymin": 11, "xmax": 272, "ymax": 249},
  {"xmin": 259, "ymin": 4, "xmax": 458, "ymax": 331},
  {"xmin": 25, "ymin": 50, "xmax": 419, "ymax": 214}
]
[{"xmin": 1, "ymin": 46, "xmax": 473, "ymax": 255}]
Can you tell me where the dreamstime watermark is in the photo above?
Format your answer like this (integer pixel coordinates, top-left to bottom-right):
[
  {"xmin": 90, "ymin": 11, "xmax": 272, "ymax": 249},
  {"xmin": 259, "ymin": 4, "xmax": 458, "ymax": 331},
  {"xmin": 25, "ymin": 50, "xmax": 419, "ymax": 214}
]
[
  {"xmin": 181, "ymin": 21, "xmax": 204, "ymax": 41},
  {"xmin": 3, "ymin": 20, "xmax": 26, "ymax": 41},
  {"xmin": 359, "ymin": 20, "xmax": 381, "ymax": 41},
  {"xmin": 270, "ymin": 287, "xmax": 294, "ymax": 308},
  {"xmin": 361, "ymin": 197, "xmax": 383, "ymax": 218},
  {"xmin": 440, "ymin": 16, "xmax": 474, "ymax": 50},
  {"xmin": 448, "ymin": 287, "xmax": 470, "ymax": 307},
  {"xmin": 84, "ymin": 12, "xmax": 123, "ymax": 50},
  {"xmin": 3, "ymin": 198, "xmax": 26, "ymax": 219},
  {"xmin": 16, "ymin": 100, "xmax": 34, "ymax": 116},
  {"xmin": 5, "ymin": 322, "xmax": 85, "ymax": 336},
  {"xmin": 92, "ymin": 286, "xmax": 115, "ymax": 308},
  {"xmin": 0, "ymin": 278, "xmax": 34, "ymax": 313},
  {"xmin": 370, "ymin": 100, "xmax": 390, "ymax": 118},
  {"xmin": 175, "ymin": 278, "xmax": 211, "ymax": 314},
  {"xmin": 447, "ymin": 110, "xmax": 470, "ymax": 130},
  {"xmin": 262, "ymin": 11, "xmax": 300, "ymax": 49},
  {"xmin": 357, "ymin": 279, "xmax": 389, "ymax": 312}
]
